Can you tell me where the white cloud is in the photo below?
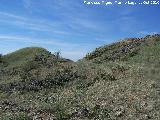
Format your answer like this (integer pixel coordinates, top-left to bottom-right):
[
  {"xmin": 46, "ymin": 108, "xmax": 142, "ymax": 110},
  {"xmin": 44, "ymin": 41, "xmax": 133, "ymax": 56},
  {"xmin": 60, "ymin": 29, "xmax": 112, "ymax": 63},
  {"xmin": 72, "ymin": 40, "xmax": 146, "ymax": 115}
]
[
  {"xmin": 0, "ymin": 35, "xmax": 78, "ymax": 47},
  {"xmin": 0, "ymin": 11, "xmax": 70, "ymax": 35}
]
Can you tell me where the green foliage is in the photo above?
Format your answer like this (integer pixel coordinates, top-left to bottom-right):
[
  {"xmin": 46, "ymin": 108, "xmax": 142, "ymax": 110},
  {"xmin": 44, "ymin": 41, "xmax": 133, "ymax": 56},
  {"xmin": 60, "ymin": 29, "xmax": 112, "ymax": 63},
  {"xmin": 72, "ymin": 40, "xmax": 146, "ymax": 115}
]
[
  {"xmin": 95, "ymin": 69, "xmax": 116, "ymax": 81},
  {"xmin": 1, "ymin": 114, "xmax": 31, "ymax": 120},
  {"xmin": 22, "ymin": 61, "xmax": 40, "ymax": 72},
  {"xmin": 45, "ymin": 65, "xmax": 79, "ymax": 86},
  {"xmin": 88, "ymin": 105, "xmax": 112, "ymax": 119},
  {"xmin": 12, "ymin": 64, "xmax": 79, "ymax": 92},
  {"xmin": 0, "ymin": 53, "xmax": 2, "ymax": 63},
  {"xmin": 34, "ymin": 51, "xmax": 58, "ymax": 67},
  {"xmin": 54, "ymin": 103, "xmax": 71, "ymax": 120}
]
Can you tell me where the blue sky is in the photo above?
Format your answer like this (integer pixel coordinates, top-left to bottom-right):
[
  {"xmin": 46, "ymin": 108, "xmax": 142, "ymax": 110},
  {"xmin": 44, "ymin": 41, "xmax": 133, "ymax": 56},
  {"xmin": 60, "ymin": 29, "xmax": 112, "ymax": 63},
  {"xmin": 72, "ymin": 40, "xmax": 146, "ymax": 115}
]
[{"xmin": 0, "ymin": 0, "xmax": 159, "ymax": 61}]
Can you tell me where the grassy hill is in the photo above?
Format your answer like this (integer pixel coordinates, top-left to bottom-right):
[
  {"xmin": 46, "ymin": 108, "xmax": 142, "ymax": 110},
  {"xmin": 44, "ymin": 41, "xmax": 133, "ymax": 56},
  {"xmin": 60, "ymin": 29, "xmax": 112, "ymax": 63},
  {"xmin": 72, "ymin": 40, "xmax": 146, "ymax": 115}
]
[
  {"xmin": 84, "ymin": 34, "xmax": 160, "ymax": 63},
  {"xmin": 0, "ymin": 34, "xmax": 160, "ymax": 120},
  {"xmin": 2, "ymin": 47, "xmax": 49, "ymax": 68}
]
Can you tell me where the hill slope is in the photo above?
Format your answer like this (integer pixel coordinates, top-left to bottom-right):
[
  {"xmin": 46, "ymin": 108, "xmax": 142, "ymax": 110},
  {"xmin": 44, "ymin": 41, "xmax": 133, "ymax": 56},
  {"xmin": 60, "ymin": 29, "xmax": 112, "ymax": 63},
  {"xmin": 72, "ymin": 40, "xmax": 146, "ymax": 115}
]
[
  {"xmin": 0, "ymin": 34, "xmax": 160, "ymax": 120},
  {"xmin": 84, "ymin": 34, "xmax": 160, "ymax": 63},
  {"xmin": 2, "ymin": 47, "xmax": 49, "ymax": 67}
]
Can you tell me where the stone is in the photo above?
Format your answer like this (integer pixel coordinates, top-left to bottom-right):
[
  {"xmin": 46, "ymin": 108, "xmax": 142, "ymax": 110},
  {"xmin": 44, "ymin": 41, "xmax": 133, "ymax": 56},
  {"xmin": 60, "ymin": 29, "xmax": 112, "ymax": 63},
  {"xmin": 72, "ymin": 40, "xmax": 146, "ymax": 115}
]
[{"xmin": 114, "ymin": 106, "xmax": 125, "ymax": 117}]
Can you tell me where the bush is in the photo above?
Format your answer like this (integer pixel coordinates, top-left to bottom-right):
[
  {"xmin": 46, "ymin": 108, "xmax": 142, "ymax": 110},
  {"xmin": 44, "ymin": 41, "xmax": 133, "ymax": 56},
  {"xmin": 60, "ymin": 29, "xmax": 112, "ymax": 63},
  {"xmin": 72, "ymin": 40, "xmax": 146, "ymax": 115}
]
[
  {"xmin": 94, "ymin": 69, "xmax": 116, "ymax": 81},
  {"xmin": 111, "ymin": 64, "xmax": 127, "ymax": 77},
  {"xmin": 45, "ymin": 65, "xmax": 79, "ymax": 86},
  {"xmin": 54, "ymin": 103, "xmax": 71, "ymax": 120},
  {"xmin": 0, "ymin": 54, "xmax": 8, "ymax": 67},
  {"xmin": 34, "ymin": 51, "xmax": 62, "ymax": 67},
  {"xmin": 17, "ymin": 64, "xmax": 79, "ymax": 92},
  {"xmin": 0, "ymin": 54, "xmax": 2, "ymax": 63},
  {"xmin": 88, "ymin": 105, "xmax": 112, "ymax": 119}
]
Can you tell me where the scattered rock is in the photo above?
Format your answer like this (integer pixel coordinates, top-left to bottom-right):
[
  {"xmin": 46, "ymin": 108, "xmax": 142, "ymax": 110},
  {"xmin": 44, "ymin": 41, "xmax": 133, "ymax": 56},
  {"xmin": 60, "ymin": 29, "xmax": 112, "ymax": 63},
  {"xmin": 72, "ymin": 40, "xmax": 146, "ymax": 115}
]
[
  {"xmin": 72, "ymin": 107, "xmax": 90, "ymax": 118},
  {"xmin": 138, "ymin": 114, "xmax": 151, "ymax": 120},
  {"xmin": 114, "ymin": 106, "xmax": 125, "ymax": 117}
]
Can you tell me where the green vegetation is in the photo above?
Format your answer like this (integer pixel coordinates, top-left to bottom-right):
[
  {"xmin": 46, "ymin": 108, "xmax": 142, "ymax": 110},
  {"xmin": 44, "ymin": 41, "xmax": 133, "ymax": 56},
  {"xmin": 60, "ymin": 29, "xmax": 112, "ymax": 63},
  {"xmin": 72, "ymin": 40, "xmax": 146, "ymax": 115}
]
[
  {"xmin": 84, "ymin": 34, "xmax": 160, "ymax": 63},
  {"xmin": 1, "ymin": 113, "xmax": 31, "ymax": 120},
  {"xmin": 0, "ymin": 34, "xmax": 160, "ymax": 120},
  {"xmin": 0, "ymin": 54, "xmax": 2, "ymax": 63},
  {"xmin": 2, "ymin": 47, "xmax": 49, "ymax": 68}
]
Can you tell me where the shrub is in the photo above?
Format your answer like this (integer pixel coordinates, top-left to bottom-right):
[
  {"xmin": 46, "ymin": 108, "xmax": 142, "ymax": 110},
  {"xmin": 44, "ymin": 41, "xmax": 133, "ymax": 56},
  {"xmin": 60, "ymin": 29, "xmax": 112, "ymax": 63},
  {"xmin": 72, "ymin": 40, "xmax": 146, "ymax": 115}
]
[
  {"xmin": 34, "ymin": 51, "xmax": 62, "ymax": 67},
  {"xmin": 88, "ymin": 105, "xmax": 112, "ymax": 119},
  {"xmin": 18, "ymin": 64, "xmax": 79, "ymax": 92},
  {"xmin": 54, "ymin": 103, "xmax": 71, "ymax": 120},
  {"xmin": 94, "ymin": 69, "xmax": 116, "ymax": 81},
  {"xmin": 22, "ymin": 60, "xmax": 40, "ymax": 73},
  {"xmin": 0, "ymin": 54, "xmax": 2, "ymax": 63},
  {"xmin": 45, "ymin": 65, "xmax": 79, "ymax": 86},
  {"xmin": 0, "ymin": 54, "xmax": 8, "ymax": 67},
  {"xmin": 111, "ymin": 64, "xmax": 127, "ymax": 77},
  {"xmin": 127, "ymin": 48, "xmax": 139, "ymax": 58}
]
